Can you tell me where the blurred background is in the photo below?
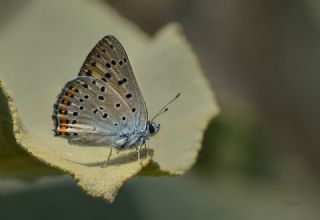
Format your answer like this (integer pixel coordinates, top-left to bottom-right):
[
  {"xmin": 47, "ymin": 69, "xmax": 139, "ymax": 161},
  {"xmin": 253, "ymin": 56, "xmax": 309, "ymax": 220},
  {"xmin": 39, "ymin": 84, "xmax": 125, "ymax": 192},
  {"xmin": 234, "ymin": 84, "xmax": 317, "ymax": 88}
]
[{"xmin": 1, "ymin": 0, "xmax": 320, "ymax": 219}]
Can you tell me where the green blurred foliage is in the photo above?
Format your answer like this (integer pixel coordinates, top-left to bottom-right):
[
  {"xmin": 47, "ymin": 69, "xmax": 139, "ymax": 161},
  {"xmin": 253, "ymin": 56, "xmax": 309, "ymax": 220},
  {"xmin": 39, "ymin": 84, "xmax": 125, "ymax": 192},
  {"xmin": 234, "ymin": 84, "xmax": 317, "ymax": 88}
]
[{"xmin": 196, "ymin": 111, "xmax": 273, "ymax": 179}]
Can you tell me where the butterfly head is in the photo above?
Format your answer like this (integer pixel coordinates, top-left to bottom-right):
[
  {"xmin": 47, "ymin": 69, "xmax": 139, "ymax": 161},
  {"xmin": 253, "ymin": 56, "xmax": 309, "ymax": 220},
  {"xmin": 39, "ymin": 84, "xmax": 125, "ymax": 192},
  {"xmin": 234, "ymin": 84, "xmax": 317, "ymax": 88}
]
[{"xmin": 148, "ymin": 121, "xmax": 160, "ymax": 136}]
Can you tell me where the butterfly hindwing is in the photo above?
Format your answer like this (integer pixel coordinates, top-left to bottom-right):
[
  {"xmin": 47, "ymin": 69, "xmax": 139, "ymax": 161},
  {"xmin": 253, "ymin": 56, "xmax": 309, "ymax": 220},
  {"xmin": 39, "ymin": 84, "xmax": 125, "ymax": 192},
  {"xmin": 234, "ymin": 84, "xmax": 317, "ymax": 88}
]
[{"xmin": 52, "ymin": 76, "xmax": 136, "ymax": 146}]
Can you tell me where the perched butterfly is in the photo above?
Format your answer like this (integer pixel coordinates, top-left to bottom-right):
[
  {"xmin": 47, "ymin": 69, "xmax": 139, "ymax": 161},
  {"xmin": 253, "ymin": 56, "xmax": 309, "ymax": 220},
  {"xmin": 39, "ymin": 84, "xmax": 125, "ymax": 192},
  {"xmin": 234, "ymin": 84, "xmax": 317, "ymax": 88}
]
[{"xmin": 52, "ymin": 36, "xmax": 180, "ymax": 166}]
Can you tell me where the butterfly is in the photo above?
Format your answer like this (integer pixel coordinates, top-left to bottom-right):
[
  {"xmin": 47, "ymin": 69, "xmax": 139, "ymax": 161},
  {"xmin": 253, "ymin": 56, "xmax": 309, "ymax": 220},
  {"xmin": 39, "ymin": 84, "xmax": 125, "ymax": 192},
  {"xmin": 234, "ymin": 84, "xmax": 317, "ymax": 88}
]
[{"xmin": 52, "ymin": 36, "xmax": 180, "ymax": 166}]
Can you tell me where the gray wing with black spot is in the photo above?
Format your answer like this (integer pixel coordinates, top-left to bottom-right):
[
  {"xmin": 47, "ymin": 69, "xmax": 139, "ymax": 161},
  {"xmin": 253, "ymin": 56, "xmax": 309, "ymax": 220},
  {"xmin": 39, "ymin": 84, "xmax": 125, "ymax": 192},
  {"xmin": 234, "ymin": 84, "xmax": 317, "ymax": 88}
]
[
  {"xmin": 53, "ymin": 76, "xmax": 137, "ymax": 146},
  {"xmin": 78, "ymin": 36, "xmax": 148, "ymax": 133}
]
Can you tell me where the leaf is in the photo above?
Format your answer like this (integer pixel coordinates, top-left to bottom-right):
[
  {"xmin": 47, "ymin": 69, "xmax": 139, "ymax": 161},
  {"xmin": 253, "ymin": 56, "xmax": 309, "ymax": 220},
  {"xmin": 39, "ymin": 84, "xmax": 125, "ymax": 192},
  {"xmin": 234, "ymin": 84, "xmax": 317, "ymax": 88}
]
[
  {"xmin": 0, "ymin": 0, "xmax": 219, "ymax": 202},
  {"xmin": 0, "ymin": 82, "xmax": 61, "ymax": 179},
  {"xmin": 137, "ymin": 24, "xmax": 219, "ymax": 174}
]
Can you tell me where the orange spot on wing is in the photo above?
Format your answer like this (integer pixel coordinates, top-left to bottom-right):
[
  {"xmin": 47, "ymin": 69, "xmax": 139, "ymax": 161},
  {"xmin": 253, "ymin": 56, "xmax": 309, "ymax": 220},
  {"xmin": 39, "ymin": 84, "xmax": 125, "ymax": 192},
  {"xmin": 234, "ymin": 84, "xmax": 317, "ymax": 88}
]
[
  {"xmin": 60, "ymin": 126, "xmax": 66, "ymax": 132},
  {"xmin": 60, "ymin": 119, "xmax": 69, "ymax": 126},
  {"xmin": 86, "ymin": 70, "xmax": 99, "ymax": 77},
  {"xmin": 59, "ymin": 108, "xmax": 65, "ymax": 114},
  {"xmin": 71, "ymin": 86, "xmax": 78, "ymax": 92},
  {"xmin": 60, "ymin": 126, "xmax": 67, "ymax": 135},
  {"xmin": 61, "ymin": 99, "xmax": 69, "ymax": 105},
  {"xmin": 92, "ymin": 71, "xmax": 101, "ymax": 78},
  {"xmin": 66, "ymin": 91, "xmax": 74, "ymax": 98}
]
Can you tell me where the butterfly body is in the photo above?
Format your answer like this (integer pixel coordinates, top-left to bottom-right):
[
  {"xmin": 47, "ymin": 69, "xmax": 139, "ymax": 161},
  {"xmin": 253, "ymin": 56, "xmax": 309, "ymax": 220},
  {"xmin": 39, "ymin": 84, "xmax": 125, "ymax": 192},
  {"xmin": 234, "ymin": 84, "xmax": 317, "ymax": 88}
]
[
  {"xmin": 52, "ymin": 36, "xmax": 160, "ymax": 155},
  {"xmin": 117, "ymin": 121, "xmax": 159, "ymax": 148}
]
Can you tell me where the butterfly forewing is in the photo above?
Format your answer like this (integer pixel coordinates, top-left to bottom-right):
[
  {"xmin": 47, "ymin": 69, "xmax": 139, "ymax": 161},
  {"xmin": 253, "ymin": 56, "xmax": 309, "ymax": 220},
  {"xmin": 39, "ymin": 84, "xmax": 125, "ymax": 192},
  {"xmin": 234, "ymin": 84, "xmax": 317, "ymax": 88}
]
[{"xmin": 78, "ymin": 36, "xmax": 148, "ymax": 131}]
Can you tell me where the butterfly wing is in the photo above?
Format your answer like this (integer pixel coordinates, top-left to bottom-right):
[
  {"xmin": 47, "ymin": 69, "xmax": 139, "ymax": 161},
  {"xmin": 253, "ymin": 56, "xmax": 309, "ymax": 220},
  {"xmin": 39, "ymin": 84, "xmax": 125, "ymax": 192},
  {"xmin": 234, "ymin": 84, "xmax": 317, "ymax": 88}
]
[
  {"xmin": 53, "ymin": 75, "xmax": 138, "ymax": 146},
  {"xmin": 52, "ymin": 36, "xmax": 148, "ymax": 146},
  {"xmin": 79, "ymin": 36, "xmax": 148, "ymax": 131}
]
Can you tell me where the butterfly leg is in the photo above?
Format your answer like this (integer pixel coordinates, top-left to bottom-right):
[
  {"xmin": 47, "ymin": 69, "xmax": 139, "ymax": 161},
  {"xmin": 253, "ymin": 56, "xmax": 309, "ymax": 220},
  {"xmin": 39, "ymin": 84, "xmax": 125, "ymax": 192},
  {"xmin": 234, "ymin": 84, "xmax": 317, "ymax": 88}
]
[
  {"xmin": 137, "ymin": 139, "xmax": 146, "ymax": 163},
  {"xmin": 101, "ymin": 147, "xmax": 113, "ymax": 167},
  {"xmin": 136, "ymin": 145, "xmax": 141, "ymax": 163},
  {"xmin": 144, "ymin": 140, "xmax": 150, "ymax": 157}
]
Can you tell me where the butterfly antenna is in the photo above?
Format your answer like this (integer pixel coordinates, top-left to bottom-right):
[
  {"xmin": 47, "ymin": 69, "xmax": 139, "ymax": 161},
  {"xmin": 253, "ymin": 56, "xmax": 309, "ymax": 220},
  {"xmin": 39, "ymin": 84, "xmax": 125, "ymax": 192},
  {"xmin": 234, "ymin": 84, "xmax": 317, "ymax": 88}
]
[{"xmin": 151, "ymin": 93, "xmax": 181, "ymax": 122}]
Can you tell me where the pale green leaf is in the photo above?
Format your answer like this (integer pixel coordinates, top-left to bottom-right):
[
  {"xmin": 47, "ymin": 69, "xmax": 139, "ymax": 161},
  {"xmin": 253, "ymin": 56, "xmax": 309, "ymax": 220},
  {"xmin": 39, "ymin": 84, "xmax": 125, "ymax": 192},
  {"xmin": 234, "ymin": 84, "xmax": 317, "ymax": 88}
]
[{"xmin": 0, "ymin": 0, "xmax": 219, "ymax": 202}]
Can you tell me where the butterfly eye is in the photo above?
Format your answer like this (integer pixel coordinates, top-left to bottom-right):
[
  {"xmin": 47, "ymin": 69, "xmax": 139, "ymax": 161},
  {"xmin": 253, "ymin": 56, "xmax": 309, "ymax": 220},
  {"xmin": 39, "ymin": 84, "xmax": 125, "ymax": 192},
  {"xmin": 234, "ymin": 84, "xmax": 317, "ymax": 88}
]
[{"xmin": 149, "ymin": 124, "xmax": 155, "ymax": 134}]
